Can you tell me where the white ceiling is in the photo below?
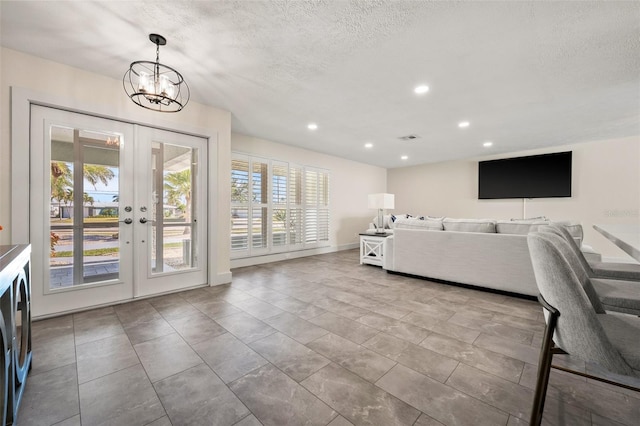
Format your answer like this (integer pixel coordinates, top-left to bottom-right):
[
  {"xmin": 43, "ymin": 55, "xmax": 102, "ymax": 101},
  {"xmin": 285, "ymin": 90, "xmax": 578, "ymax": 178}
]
[{"xmin": 2, "ymin": 1, "xmax": 639, "ymax": 168}]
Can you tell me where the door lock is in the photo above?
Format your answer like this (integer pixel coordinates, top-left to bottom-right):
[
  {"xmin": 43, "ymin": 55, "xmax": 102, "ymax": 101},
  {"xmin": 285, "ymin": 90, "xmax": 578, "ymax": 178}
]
[{"xmin": 139, "ymin": 217, "xmax": 148, "ymax": 224}]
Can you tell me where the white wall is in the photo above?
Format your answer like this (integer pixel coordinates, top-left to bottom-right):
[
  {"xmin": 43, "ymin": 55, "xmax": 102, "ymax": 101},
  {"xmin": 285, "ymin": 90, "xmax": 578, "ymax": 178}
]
[
  {"xmin": 388, "ymin": 136, "xmax": 640, "ymax": 260},
  {"xmin": 0, "ymin": 48, "xmax": 233, "ymax": 284},
  {"xmin": 232, "ymin": 132, "xmax": 387, "ymax": 262}
]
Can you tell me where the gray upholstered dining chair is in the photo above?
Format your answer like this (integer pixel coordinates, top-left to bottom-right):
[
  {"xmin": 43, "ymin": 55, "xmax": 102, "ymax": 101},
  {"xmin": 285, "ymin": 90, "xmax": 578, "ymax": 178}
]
[
  {"xmin": 527, "ymin": 232, "xmax": 640, "ymax": 425},
  {"xmin": 543, "ymin": 223, "xmax": 640, "ymax": 281},
  {"xmin": 540, "ymin": 225, "xmax": 640, "ymax": 316}
]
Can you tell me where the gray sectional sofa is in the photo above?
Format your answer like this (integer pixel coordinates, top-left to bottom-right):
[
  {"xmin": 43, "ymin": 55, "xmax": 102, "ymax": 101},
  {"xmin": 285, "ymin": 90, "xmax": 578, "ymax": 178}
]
[{"xmin": 382, "ymin": 217, "xmax": 595, "ymax": 297}]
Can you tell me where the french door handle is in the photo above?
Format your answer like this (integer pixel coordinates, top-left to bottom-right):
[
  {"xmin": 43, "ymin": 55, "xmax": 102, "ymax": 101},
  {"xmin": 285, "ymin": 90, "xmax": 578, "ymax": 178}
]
[
  {"xmin": 139, "ymin": 217, "xmax": 148, "ymax": 224},
  {"xmin": 119, "ymin": 218, "xmax": 133, "ymax": 225}
]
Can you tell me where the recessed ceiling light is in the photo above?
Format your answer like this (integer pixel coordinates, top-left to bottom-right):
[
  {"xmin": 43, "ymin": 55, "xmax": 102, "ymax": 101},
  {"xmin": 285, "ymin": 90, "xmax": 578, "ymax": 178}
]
[
  {"xmin": 398, "ymin": 134, "xmax": 420, "ymax": 141},
  {"xmin": 307, "ymin": 123, "xmax": 318, "ymax": 130},
  {"xmin": 401, "ymin": 155, "xmax": 408, "ymax": 160},
  {"xmin": 364, "ymin": 143, "xmax": 373, "ymax": 148},
  {"xmin": 414, "ymin": 85, "xmax": 429, "ymax": 94},
  {"xmin": 458, "ymin": 121, "xmax": 470, "ymax": 128},
  {"xmin": 483, "ymin": 141, "xmax": 493, "ymax": 147}
]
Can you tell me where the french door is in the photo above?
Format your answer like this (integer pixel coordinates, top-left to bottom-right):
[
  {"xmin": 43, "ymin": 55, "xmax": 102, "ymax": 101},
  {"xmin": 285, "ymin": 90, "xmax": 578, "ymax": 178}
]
[{"xmin": 30, "ymin": 106, "xmax": 208, "ymax": 316}]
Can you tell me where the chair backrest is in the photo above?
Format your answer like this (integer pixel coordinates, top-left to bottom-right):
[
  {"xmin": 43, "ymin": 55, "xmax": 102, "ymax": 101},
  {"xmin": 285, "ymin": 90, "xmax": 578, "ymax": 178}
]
[
  {"xmin": 527, "ymin": 232, "xmax": 635, "ymax": 376},
  {"xmin": 536, "ymin": 230, "xmax": 605, "ymax": 313},
  {"xmin": 541, "ymin": 224, "xmax": 595, "ymax": 277}
]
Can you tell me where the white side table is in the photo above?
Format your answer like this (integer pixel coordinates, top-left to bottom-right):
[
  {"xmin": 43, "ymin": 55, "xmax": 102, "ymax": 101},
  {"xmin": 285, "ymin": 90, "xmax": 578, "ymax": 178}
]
[{"xmin": 359, "ymin": 232, "xmax": 392, "ymax": 267}]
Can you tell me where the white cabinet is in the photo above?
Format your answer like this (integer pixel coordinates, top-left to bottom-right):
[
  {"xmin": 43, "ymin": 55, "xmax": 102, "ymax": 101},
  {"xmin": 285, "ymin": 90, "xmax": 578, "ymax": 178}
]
[
  {"xmin": 0, "ymin": 244, "xmax": 32, "ymax": 425},
  {"xmin": 359, "ymin": 233, "xmax": 391, "ymax": 267}
]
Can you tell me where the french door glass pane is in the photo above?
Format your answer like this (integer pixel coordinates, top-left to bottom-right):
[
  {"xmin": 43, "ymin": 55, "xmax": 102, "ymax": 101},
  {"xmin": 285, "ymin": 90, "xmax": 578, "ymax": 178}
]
[
  {"xmin": 49, "ymin": 126, "xmax": 121, "ymax": 289},
  {"xmin": 151, "ymin": 142, "xmax": 197, "ymax": 274}
]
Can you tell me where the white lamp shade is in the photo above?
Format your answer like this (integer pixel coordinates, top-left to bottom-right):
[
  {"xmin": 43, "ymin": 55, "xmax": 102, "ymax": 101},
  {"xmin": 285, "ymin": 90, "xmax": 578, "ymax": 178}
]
[{"xmin": 368, "ymin": 193, "xmax": 395, "ymax": 209}]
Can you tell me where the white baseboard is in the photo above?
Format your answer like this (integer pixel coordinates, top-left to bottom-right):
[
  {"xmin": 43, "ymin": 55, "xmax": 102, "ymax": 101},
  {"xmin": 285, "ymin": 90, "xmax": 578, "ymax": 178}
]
[
  {"xmin": 212, "ymin": 271, "xmax": 233, "ymax": 285},
  {"xmin": 230, "ymin": 243, "xmax": 358, "ymax": 269}
]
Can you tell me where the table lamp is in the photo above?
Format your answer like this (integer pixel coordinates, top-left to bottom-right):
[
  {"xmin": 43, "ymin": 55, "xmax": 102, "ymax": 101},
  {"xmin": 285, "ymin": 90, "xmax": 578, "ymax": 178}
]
[{"xmin": 368, "ymin": 193, "xmax": 395, "ymax": 234}]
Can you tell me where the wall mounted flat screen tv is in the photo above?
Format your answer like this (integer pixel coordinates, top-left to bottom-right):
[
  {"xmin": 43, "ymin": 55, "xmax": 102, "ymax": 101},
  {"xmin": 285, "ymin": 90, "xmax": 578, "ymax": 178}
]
[{"xmin": 478, "ymin": 151, "xmax": 572, "ymax": 199}]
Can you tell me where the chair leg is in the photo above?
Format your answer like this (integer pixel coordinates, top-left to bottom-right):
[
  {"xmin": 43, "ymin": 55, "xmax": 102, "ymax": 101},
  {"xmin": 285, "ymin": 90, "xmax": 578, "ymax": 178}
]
[{"xmin": 530, "ymin": 313, "xmax": 558, "ymax": 425}]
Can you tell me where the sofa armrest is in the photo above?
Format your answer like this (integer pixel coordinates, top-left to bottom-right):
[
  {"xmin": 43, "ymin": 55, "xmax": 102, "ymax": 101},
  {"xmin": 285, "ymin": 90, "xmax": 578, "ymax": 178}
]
[
  {"xmin": 383, "ymin": 236, "xmax": 394, "ymax": 270},
  {"xmin": 581, "ymin": 244, "xmax": 602, "ymax": 263}
]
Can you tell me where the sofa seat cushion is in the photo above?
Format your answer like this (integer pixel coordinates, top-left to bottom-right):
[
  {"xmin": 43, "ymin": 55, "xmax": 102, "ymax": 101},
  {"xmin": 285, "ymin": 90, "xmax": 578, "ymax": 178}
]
[
  {"xmin": 443, "ymin": 218, "xmax": 496, "ymax": 233},
  {"xmin": 394, "ymin": 217, "xmax": 443, "ymax": 230}
]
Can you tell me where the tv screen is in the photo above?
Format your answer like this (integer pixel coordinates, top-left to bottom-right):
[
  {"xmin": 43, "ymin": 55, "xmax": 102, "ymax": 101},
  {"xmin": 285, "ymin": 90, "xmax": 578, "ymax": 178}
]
[{"xmin": 478, "ymin": 151, "xmax": 572, "ymax": 199}]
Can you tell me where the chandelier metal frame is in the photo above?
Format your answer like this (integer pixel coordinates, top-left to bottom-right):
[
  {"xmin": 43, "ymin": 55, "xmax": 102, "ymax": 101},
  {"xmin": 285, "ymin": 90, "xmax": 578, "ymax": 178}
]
[{"xmin": 123, "ymin": 34, "xmax": 190, "ymax": 113}]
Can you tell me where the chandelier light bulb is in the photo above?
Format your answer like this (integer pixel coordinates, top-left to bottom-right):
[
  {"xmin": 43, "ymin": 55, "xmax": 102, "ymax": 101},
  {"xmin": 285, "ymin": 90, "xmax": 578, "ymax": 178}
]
[
  {"xmin": 160, "ymin": 75, "xmax": 173, "ymax": 98},
  {"xmin": 138, "ymin": 72, "xmax": 150, "ymax": 93}
]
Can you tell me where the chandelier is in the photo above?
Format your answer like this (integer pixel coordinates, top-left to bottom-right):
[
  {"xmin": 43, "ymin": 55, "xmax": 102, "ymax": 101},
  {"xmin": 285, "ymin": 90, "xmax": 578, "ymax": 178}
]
[
  {"xmin": 123, "ymin": 34, "xmax": 190, "ymax": 113},
  {"xmin": 105, "ymin": 136, "xmax": 120, "ymax": 147}
]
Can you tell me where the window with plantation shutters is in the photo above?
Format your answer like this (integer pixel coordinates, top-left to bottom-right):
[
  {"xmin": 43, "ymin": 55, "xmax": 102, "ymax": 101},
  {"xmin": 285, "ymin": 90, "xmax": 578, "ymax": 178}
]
[{"xmin": 231, "ymin": 153, "xmax": 329, "ymax": 258}]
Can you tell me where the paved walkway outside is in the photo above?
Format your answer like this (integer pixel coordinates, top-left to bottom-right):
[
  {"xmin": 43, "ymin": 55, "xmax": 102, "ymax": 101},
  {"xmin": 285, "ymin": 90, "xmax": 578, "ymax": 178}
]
[{"xmin": 50, "ymin": 261, "xmax": 119, "ymax": 288}]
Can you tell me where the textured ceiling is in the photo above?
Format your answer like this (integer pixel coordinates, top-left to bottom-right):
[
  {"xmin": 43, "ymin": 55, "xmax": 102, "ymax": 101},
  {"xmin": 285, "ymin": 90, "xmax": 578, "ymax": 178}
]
[{"xmin": 2, "ymin": 1, "xmax": 639, "ymax": 168}]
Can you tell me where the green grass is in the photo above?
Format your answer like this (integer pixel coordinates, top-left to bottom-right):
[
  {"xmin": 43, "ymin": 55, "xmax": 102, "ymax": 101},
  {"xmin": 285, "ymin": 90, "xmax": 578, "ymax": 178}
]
[
  {"xmin": 54, "ymin": 242, "xmax": 186, "ymax": 257},
  {"xmin": 51, "ymin": 217, "xmax": 119, "ymax": 224},
  {"xmin": 54, "ymin": 247, "xmax": 119, "ymax": 257},
  {"xmin": 163, "ymin": 242, "xmax": 183, "ymax": 248}
]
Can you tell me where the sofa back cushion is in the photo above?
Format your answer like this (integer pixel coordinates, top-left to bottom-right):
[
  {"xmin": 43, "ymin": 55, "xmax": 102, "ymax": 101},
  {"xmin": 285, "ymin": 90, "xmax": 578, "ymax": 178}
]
[
  {"xmin": 496, "ymin": 220, "xmax": 549, "ymax": 235},
  {"xmin": 394, "ymin": 217, "xmax": 444, "ymax": 231},
  {"xmin": 443, "ymin": 218, "xmax": 496, "ymax": 233}
]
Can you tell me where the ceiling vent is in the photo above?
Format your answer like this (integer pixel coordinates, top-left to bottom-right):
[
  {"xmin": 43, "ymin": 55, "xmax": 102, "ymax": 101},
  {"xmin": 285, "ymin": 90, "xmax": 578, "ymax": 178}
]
[{"xmin": 398, "ymin": 134, "xmax": 420, "ymax": 141}]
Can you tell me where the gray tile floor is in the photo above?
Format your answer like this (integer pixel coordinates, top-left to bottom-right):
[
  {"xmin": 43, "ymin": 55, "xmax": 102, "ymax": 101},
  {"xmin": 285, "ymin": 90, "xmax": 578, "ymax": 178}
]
[{"xmin": 18, "ymin": 249, "xmax": 640, "ymax": 425}]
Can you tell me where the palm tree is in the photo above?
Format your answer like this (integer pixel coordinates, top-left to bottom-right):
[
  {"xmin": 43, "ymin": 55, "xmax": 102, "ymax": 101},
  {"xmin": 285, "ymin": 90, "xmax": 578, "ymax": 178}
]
[
  {"xmin": 231, "ymin": 177, "xmax": 249, "ymax": 202},
  {"xmin": 164, "ymin": 169, "xmax": 192, "ymax": 233},
  {"xmin": 51, "ymin": 162, "xmax": 72, "ymax": 220},
  {"xmin": 84, "ymin": 165, "xmax": 115, "ymax": 189},
  {"xmin": 83, "ymin": 192, "xmax": 95, "ymax": 205},
  {"xmin": 51, "ymin": 162, "xmax": 114, "ymax": 219}
]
